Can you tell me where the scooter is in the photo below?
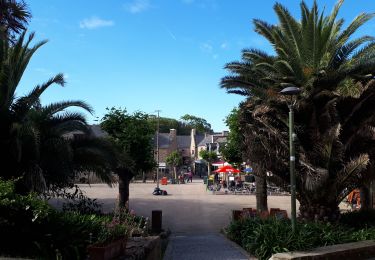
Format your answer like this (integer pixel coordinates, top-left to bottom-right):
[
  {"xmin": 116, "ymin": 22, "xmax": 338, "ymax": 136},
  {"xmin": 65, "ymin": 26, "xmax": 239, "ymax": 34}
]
[{"xmin": 153, "ymin": 187, "xmax": 168, "ymax": 196}]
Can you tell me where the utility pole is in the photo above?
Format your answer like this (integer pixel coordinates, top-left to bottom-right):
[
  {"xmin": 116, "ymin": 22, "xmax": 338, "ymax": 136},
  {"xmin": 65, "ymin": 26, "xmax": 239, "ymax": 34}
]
[{"xmin": 156, "ymin": 110, "xmax": 161, "ymax": 189}]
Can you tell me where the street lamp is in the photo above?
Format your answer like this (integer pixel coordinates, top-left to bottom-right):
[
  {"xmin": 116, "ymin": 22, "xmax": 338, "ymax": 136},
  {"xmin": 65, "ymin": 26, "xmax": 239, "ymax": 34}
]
[
  {"xmin": 280, "ymin": 85, "xmax": 300, "ymax": 233},
  {"xmin": 154, "ymin": 110, "xmax": 161, "ymax": 193}
]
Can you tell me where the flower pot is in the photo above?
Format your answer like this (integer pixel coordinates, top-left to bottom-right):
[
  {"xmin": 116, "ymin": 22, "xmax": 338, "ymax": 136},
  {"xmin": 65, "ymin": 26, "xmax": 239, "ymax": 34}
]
[{"xmin": 88, "ymin": 237, "xmax": 127, "ymax": 260}]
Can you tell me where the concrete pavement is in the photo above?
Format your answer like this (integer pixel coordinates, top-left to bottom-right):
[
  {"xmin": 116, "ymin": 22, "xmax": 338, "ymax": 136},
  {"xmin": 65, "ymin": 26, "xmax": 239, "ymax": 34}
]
[
  {"xmin": 77, "ymin": 179, "xmax": 294, "ymax": 259},
  {"xmin": 163, "ymin": 233, "xmax": 250, "ymax": 260}
]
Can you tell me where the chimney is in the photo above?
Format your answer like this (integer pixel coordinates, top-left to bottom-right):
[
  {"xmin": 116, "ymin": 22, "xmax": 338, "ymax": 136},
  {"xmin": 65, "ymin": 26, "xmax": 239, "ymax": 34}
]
[
  {"xmin": 169, "ymin": 129, "xmax": 177, "ymax": 150},
  {"xmin": 191, "ymin": 128, "xmax": 196, "ymax": 137},
  {"xmin": 170, "ymin": 129, "xmax": 176, "ymax": 138}
]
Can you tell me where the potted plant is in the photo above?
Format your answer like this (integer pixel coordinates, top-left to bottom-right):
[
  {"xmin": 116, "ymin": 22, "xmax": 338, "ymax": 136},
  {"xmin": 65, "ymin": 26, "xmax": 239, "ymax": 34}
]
[{"xmin": 88, "ymin": 208, "xmax": 140, "ymax": 260}]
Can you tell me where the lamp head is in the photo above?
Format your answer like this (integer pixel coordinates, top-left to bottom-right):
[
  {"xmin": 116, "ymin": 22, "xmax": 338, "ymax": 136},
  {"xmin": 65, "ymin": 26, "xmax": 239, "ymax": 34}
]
[{"xmin": 280, "ymin": 86, "xmax": 301, "ymax": 96}]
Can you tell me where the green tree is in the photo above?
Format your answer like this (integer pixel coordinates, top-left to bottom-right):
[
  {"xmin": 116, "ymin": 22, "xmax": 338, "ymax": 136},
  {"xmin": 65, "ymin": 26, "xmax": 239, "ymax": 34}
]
[
  {"xmin": 101, "ymin": 107, "xmax": 156, "ymax": 207},
  {"xmin": 220, "ymin": 108, "xmax": 243, "ymax": 166},
  {"xmin": 149, "ymin": 117, "xmax": 180, "ymax": 133},
  {"xmin": 148, "ymin": 115, "xmax": 213, "ymax": 135},
  {"xmin": 180, "ymin": 114, "xmax": 213, "ymax": 134},
  {"xmin": 221, "ymin": 0, "xmax": 375, "ymax": 220},
  {"xmin": 165, "ymin": 151, "xmax": 183, "ymax": 180},
  {"xmin": 199, "ymin": 150, "xmax": 218, "ymax": 176}
]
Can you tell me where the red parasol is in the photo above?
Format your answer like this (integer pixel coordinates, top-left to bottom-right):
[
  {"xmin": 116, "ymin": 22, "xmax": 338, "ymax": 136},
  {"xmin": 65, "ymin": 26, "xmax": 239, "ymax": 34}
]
[{"xmin": 213, "ymin": 165, "xmax": 240, "ymax": 173}]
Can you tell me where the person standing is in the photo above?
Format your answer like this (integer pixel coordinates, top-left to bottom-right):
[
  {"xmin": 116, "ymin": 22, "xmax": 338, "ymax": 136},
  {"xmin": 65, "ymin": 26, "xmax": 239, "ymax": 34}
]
[{"xmin": 188, "ymin": 171, "xmax": 193, "ymax": 183}]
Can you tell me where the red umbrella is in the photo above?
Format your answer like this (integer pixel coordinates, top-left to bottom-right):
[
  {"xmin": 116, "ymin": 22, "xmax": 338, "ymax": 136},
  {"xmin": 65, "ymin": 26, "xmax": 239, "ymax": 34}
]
[{"xmin": 214, "ymin": 165, "xmax": 240, "ymax": 173}]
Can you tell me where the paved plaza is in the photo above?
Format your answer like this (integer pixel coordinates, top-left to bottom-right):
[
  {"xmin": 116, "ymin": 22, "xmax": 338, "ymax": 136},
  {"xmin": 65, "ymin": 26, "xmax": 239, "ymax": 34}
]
[
  {"xmin": 79, "ymin": 179, "xmax": 295, "ymax": 234},
  {"xmin": 77, "ymin": 179, "xmax": 296, "ymax": 259}
]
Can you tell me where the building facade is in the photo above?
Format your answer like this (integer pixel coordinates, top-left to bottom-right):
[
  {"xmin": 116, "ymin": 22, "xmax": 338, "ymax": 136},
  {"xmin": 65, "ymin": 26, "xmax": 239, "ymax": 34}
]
[{"xmin": 154, "ymin": 129, "xmax": 228, "ymax": 176}]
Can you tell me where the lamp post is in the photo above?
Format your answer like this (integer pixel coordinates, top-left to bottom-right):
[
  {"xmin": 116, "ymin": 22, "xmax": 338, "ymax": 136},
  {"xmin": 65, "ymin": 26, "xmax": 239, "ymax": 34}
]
[
  {"xmin": 155, "ymin": 110, "xmax": 161, "ymax": 190},
  {"xmin": 280, "ymin": 85, "xmax": 300, "ymax": 233}
]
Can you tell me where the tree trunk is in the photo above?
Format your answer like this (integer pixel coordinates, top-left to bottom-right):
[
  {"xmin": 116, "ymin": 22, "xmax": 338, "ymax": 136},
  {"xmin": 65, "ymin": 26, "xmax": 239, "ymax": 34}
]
[
  {"xmin": 118, "ymin": 171, "xmax": 130, "ymax": 209},
  {"xmin": 174, "ymin": 166, "xmax": 177, "ymax": 179},
  {"xmin": 299, "ymin": 199, "xmax": 340, "ymax": 222},
  {"xmin": 255, "ymin": 175, "xmax": 268, "ymax": 212},
  {"xmin": 360, "ymin": 185, "xmax": 371, "ymax": 210},
  {"xmin": 207, "ymin": 162, "xmax": 211, "ymax": 176}
]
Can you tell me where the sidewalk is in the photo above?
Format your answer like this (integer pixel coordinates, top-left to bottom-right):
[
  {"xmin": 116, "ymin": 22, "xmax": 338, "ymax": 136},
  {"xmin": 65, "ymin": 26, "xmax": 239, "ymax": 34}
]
[{"xmin": 163, "ymin": 233, "xmax": 251, "ymax": 260}]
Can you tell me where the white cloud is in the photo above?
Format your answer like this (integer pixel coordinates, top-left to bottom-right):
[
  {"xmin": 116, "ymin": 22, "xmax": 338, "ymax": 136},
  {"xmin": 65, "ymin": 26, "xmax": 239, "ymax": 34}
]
[
  {"xmin": 79, "ymin": 17, "xmax": 114, "ymax": 29},
  {"xmin": 220, "ymin": 42, "xmax": 228, "ymax": 49},
  {"xmin": 200, "ymin": 42, "xmax": 213, "ymax": 53},
  {"xmin": 200, "ymin": 42, "xmax": 219, "ymax": 59},
  {"xmin": 124, "ymin": 0, "xmax": 151, "ymax": 14}
]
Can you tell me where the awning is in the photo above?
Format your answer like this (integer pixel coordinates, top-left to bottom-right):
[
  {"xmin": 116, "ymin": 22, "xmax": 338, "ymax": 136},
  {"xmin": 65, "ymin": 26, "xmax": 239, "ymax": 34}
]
[{"xmin": 158, "ymin": 162, "xmax": 166, "ymax": 168}]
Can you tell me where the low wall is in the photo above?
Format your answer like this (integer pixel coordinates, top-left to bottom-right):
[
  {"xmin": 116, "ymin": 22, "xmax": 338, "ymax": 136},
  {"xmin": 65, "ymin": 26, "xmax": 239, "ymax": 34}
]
[
  {"xmin": 124, "ymin": 236, "xmax": 161, "ymax": 260},
  {"xmin": 270, "ymin": 240, "xmax": 375, "ymax": 260}
]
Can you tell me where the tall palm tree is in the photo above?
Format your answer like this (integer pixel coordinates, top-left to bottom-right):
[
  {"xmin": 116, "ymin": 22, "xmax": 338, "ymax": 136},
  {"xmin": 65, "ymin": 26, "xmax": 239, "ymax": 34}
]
[
  {"xmin": 32, "ymin": 101, "xmax": 117, "ymax": 191},
  {"xmin": 222, "ymin": 0, "xmax": 375, "ymax": 220},
  {"xmin": 0, "ymin": 32, "xmax": 117, "ymax": 192},
  {"xmin": 0, "ymin": 32, "xmax": 59, "ymax": 183},
  {"xmin": 221, "ymin": 51, "xmax": 283, "ymax": 212},
  {"xmin": 0, "ymin": 0, "xmax": 31, "ymax": 42}
]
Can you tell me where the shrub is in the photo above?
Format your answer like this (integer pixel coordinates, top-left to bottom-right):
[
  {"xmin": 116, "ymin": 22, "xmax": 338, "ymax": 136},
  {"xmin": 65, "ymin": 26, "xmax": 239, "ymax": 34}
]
[
  {"xmin": 0, "ymin": 179, "xmax": 105, "ymax": 258},
  {"xmin": 226, "ymin": 217, "xmax": 375, "ymax": 260},
  {"xmin": 0, "ymin": 179, "xmax": 54, "ymax": 257},
  {"xmin": 33, "ymin": 212, "xmax": 104, "ymax": 259},
  {"xmin": 0, "ymin": 179, "xmax": 148, "ymax": 259},
  {"xmin": 45, "ymin": 185, "xmax": 103, "ymax": 215},
  {"xmin": 339, "ymin": 209, "xmax": 375, "ymax": 229}
]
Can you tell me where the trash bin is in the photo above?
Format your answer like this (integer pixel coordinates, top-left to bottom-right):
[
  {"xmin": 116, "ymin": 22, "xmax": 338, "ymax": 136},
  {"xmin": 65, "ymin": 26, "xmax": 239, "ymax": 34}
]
[
  {"xmin": 161, "ymin": 177, "xmax": 168, "ymax": 185},
  {"xmin": 203, "ymin": 176, "xmax": 208, "ymax": 184}
]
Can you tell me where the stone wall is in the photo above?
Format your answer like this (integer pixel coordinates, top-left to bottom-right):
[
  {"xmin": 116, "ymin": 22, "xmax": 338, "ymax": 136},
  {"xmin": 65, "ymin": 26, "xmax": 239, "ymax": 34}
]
[
  {"xmin": 270, "ymin": 240, "xmax": 375, "ymax": 260},
  {"xmin": 124, "ymin": 236, "xmax": 161, "ymax": 260}
]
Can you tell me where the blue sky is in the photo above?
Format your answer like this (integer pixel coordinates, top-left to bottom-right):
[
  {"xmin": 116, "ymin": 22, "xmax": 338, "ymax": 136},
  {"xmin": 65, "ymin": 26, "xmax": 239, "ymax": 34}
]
[{"xmin": 19, "ymin": 0, "xmax": 375, "ymax": 131}]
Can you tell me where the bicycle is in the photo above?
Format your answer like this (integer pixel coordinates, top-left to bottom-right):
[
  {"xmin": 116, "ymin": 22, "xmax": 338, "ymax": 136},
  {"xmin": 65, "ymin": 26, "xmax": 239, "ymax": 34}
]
[{"xmin": 208, "ymin": 183, "xmax": 222, "ymax": 192}]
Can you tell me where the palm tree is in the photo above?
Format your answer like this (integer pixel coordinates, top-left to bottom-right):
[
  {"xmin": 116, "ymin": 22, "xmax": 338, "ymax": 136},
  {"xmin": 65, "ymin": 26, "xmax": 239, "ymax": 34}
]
[
  {"xmin": 0, "ymin": 32, "xmax": 117, "ymax": 193},
  {"xmin": 221, "ymin": 53, "xmax": 282, "ymax": 212},
  {"xmin": 0, "ymin": 32, "xmax": 60, "ymax": 183},
  {"xmin": 222, "ymin": 0, "xmax": 375, "ymax": 220},
  {"xmin": 0, "ymin": 0, "xmax": 31, "ymax": 42},
  {"xmin": 33, "ymin": 102, "xmax": 117, "ymax": 191}
]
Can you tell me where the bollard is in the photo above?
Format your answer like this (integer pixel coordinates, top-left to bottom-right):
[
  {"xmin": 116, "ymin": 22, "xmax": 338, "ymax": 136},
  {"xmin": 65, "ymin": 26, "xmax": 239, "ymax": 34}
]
[{"xmin": 152, "ymin": 210, "xmax": 162, "ymax": 233}]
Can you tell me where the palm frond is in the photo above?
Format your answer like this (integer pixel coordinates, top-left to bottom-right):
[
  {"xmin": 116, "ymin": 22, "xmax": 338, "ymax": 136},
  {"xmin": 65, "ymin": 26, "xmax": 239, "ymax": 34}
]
[
  {"xmin": 41, "ymin": 100, "xmax": 93, "ymax": 117},
  {"xmin": 253, "ymin": 19, "xmax": 276, "ymax": 45},
  {"xmin": 337, "ymin": 12, "xmax": 375, "ymax": 45},
  {"xmin": 335, "ymin": 153, "xmax": 369, "ymax": 191}
]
